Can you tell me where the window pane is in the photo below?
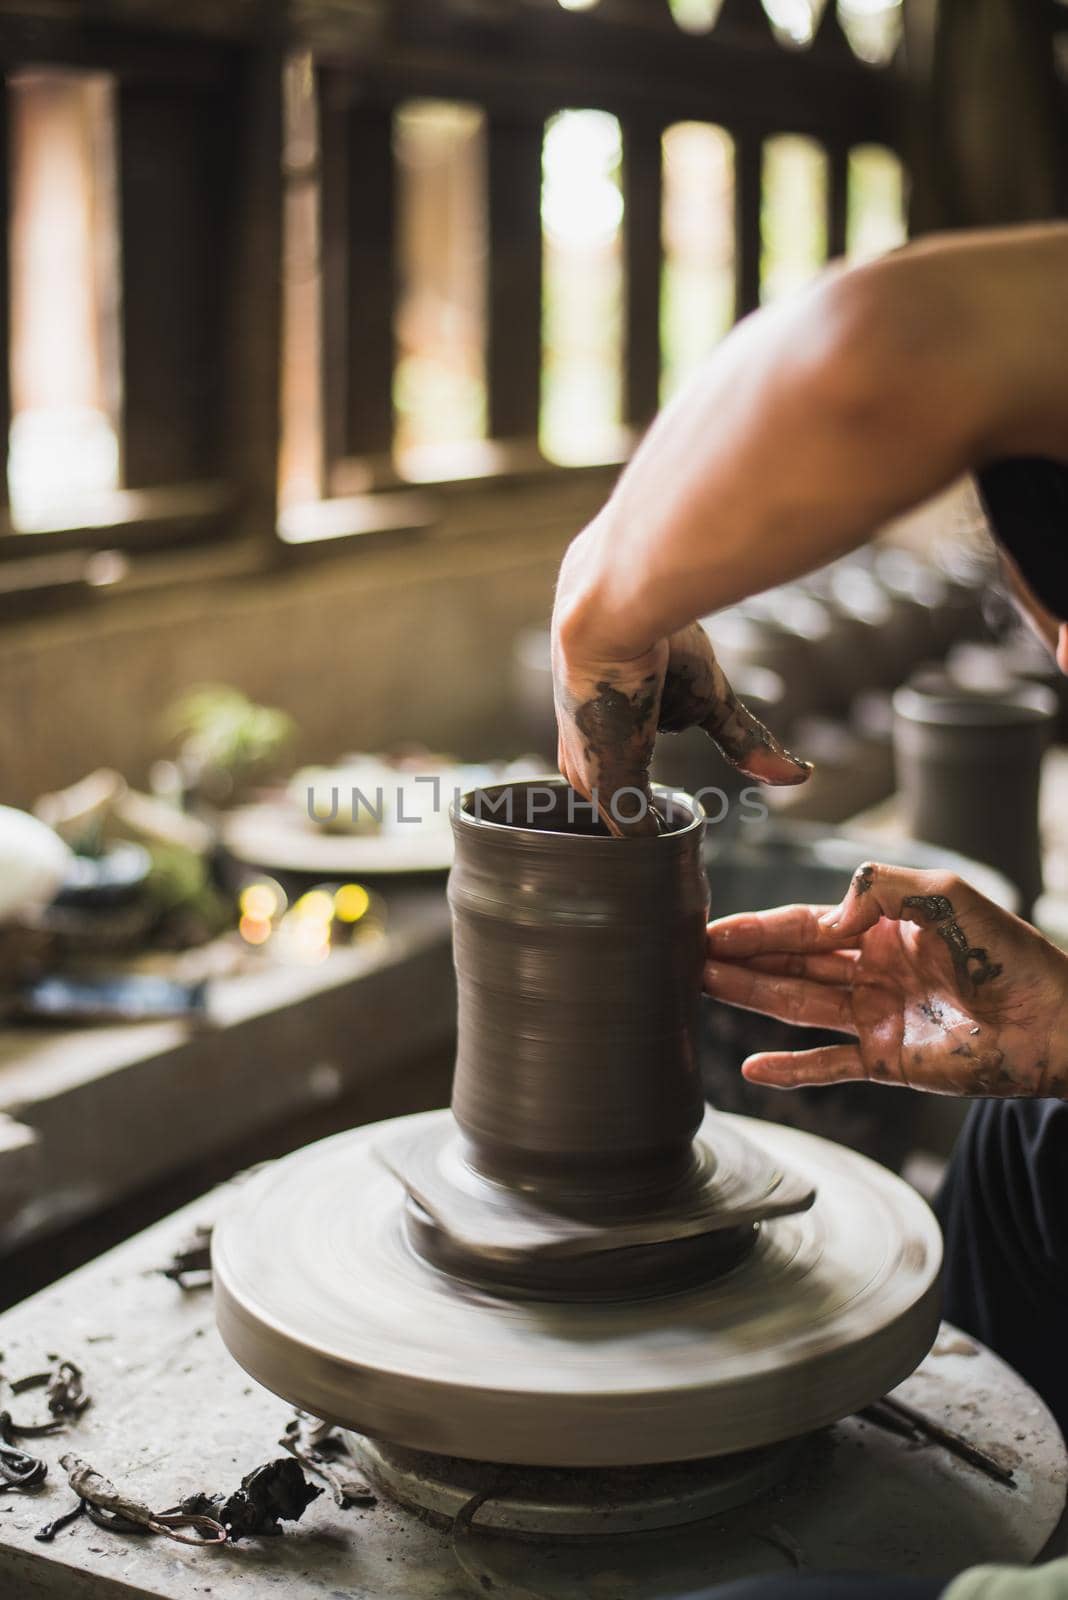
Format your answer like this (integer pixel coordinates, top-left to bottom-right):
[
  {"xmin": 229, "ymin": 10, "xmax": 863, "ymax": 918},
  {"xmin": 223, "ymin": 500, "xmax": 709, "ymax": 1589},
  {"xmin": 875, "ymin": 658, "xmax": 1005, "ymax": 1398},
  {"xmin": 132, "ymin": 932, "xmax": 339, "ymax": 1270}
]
[
  {"xmin": 838, "ymin": 0, "xmax": 903, "ymax": 65},
  {"xmin": 8, "ymin": 70, "xmax": 121, "ymax": 529},
  {"xmin": 540, "ymin": 109, "xmax": 625, "ymax": 466},
  {"xmin": 278, "ymin": 53, "xmax": 322, "ymax": 510},
  {"xmin": 394, "ymin": 100, "xmax": 487, "ymax": 475},
  {"xmin": 847, "ymin": 144, "xmax": 907, "ymax": 262},
  {"xmin": 669, "ymin": 0, "xmax": 723, "ymax": 31},
  {"xmin": 760, "ymin": 135, "xmax": 828, "ymax": 305},
  {"xmin": 761, "ymin": 0, "xmax": 820, "ymax": 47},
  {"xmin": 661, "ymin": 122, "xmax": 734, "ymax": 402}
]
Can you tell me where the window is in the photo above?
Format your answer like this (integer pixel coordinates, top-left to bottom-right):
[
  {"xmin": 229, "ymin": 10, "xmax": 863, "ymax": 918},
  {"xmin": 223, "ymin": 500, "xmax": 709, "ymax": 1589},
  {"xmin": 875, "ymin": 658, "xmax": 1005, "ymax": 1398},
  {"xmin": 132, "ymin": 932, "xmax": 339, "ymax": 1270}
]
[
  {"xmin": 661, "ymin": 122, "xmax": 734, "ymax": 401},
  {"xmin": 847, "ymin": 144, "xmax": 907, "ymax": 262},
  {"xmin": 540, "ymin": 110, "xmax": 625, "ymax": 466},
  {"xmin": 761, "ymin": 135, "xmax": 828, "ymax": 303},
  {"xmin": 394, "ymin": 101, "xmax": 488, "ymax": 480},
  {"xmin": 7, "ymin": 70, "xmax": 121, "ymax": 530}
]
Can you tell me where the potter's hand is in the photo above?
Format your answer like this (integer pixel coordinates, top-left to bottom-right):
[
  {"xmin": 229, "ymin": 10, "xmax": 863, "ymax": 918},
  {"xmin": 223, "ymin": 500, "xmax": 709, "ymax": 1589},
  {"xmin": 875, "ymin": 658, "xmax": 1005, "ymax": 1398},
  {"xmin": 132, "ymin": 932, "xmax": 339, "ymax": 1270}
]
[
  {"xmin": 704, "ymin": 864, "xmax": 1068, "ymax": 1097},
  {"xmin": 552, "ymin": 538, "xmax": 811, "ymax": 837}
]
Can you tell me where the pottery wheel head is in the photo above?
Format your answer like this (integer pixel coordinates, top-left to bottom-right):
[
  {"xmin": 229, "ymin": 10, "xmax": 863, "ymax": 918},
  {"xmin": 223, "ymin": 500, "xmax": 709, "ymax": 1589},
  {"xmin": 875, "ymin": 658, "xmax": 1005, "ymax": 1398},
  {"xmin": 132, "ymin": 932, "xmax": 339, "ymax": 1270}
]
[
  {"xmin": 376, "ymin": 1113, "xmax": 815, "ymax": 1301},
  {"xmin": 213, "ymin": 1110, "xmax": 941, "ymax": 1468}
]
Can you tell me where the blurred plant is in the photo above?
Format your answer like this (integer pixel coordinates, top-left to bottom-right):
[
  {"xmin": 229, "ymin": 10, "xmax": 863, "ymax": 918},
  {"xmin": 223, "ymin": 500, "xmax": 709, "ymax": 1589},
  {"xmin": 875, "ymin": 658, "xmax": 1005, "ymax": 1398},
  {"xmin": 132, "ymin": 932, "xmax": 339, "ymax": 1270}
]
[
  {"xmin": 166, "ymin": 685, "xmax": 295, "ymax": 806},
  {"xmin": 144, "ymin": 843, "xmax": 232, "ymax": 949}
]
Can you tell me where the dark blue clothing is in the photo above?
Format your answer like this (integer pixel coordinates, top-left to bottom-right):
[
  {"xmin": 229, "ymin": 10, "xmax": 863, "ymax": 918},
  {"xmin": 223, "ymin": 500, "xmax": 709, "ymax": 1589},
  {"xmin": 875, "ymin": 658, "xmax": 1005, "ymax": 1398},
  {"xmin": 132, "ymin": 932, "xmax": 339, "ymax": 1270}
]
[
  {"xmin": 935, "ymin": 1097, "xmax": 1068, "ymax": 1439},
  {"xmin": 978, "ymin": 458, "xmax": 1068, "ymax": 624},
  {"xmin": 685, "ymin": 1098, "xmax": 1068, "ymax": 1600},
  {"xmin": 682, "ymin": 1582, "xmax": 944, "ymax": 1600}
]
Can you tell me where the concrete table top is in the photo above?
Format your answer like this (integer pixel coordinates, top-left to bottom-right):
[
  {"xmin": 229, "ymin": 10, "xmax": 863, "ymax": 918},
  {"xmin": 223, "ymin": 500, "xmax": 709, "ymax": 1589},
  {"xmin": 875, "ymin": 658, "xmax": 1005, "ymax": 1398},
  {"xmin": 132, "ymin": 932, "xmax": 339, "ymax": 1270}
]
[{"xmin": 0, "ymin": 1179, "xmax": 1064, "ymax": 1600}]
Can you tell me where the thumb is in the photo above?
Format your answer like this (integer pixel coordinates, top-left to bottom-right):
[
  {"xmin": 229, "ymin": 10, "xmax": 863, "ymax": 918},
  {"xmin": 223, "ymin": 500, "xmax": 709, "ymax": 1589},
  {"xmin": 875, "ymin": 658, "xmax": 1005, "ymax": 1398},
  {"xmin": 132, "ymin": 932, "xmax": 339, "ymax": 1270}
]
[
  {"xmin": 658, "ymin": 624, "xmax": 811, "ymax": 788},
  {"xmin": 701, "ymin": 688, "xmax": 812, "ymax": 787},
  {"xmin": 818, "ymin": 863, "xmax": 967, "ymax": 940}
]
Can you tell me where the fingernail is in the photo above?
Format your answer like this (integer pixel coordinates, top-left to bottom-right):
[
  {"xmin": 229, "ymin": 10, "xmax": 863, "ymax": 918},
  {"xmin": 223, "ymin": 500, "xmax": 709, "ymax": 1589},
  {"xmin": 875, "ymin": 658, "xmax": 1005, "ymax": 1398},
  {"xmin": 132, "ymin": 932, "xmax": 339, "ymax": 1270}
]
[{"xmin": 818, "ymin": 908, "xmax": 841, "ymax": 929}]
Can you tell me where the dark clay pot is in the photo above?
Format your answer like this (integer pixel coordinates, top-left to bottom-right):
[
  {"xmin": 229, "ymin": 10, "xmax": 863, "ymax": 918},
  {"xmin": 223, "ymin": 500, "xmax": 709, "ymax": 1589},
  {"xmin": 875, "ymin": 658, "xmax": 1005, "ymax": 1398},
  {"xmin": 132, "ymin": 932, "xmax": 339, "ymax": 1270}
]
[
  {"xmin": 449, "ymin": 779, "xmax": 709, "ymax": 1208},
  {"xmin": 893, "ymin": 677, "xmax": 1056, "ymax": 918}
]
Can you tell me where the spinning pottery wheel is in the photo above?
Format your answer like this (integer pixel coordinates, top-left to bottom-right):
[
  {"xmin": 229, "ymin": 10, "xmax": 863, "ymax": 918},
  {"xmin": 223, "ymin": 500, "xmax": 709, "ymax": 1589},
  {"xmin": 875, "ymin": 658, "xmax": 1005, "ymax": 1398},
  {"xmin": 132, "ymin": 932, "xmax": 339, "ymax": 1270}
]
[{"xmin": 214, "ymin": 781, "xmax": 941, "ymax": 1527}]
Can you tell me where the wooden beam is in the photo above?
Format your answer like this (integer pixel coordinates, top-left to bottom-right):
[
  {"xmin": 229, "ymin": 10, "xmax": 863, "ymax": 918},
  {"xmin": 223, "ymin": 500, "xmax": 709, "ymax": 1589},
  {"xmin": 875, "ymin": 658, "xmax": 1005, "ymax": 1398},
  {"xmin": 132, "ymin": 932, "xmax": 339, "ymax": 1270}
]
[
  {"xmin": 811, "ymin": 1, "xmax": 856, "ymax": 62},
  {"xmin": 224, "ymin": 39, "xmax": 284, "ymax": 540},
  {"xmin": 734, "ymin": 128, "xmax": 762, "ymax": 318},
  {"xmin": 715, "ymin": 0, "xmax": 776, "ymax": 42},
  {"xmin": 622, "ymin": 114, "xmax": 663, "ymax": 426},
  {"xmin": 320, "ymin": 83, "xmax": 396, "ymax": 462},
  {"xmin": 118, "ymin": 77, "xmax": 231, "ymax": 485},
  {"xmin": 486, "ymin": 110, "xmax": 543, "ymax": 443},
  {"xmin": 827, "ymin": 138, "xmax": 850, "ymax": 261}
]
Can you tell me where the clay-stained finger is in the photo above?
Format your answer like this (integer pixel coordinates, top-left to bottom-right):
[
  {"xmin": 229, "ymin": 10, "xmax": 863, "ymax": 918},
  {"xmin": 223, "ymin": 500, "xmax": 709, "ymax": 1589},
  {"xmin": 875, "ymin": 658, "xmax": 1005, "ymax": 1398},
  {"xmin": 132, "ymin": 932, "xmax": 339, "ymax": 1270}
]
[
  {"xmin": 741, "ymin": 1044, "xmax": 866, "ymax": 1088},
  {"xmin": 600, "ymin": 790, "xmax": 660, "ymax": 839},
  {"xmin": 702, "ymin": 692, "xmax": 812, "ymax": 788},
  {"xmin": 704, "ymin": 961, "xmax": 855, "ymax": 1032},
  {"xmin": 705, "ymin": 646, "xmax": 810, "ymax": 784},
  {"xmin": 655, "ymin": 630, "xmax": 814, "ymax": 789},
  {"xmin": 706, "ymin": 905, "xmax": 846, "ymax": 959},
  {"xmin": 741, "ymin": 949, "xmax": 861, "ymax": 984},
  {"xmin": 819, "ymin": 862, "xmax": 968, "ymax": 939}
]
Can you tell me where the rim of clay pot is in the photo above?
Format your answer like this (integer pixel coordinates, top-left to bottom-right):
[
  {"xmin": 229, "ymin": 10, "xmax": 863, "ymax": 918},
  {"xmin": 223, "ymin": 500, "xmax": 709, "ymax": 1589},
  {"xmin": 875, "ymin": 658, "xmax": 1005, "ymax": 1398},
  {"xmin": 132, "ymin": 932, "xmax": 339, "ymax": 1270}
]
[
  {"xmin": 893, "ymin": 679, "xmax": 1058, "ymax": 729},
  {"xmin": 452, "ymin": 776, "xmax": 705, "ymax": 847}
]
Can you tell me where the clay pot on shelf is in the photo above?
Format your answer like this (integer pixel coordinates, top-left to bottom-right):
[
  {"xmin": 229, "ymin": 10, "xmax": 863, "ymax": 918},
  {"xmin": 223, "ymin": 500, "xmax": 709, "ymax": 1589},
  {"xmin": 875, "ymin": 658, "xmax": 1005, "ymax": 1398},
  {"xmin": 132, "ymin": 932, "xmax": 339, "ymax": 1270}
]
[
  {"xmin": 893, "ymin": 675, "xmax": 1056, "ymax": 918},
  {"xmin": 948, "ymin": 637, "xmax": 1068, "ymax": 743},
  {"xmin": 707, "ymin": 606, "xmax": 821, "ymax": 733},
  {"xmin": 651, "ymin": 664, "xmax": 786, "ymax": 816},
  {"xmin": 510, "ymin": 626, "xmax": 556, "ymax": 762},
  {"xmin": 803, "ymin": 565, "xmax": 896, "ymax": 704}
]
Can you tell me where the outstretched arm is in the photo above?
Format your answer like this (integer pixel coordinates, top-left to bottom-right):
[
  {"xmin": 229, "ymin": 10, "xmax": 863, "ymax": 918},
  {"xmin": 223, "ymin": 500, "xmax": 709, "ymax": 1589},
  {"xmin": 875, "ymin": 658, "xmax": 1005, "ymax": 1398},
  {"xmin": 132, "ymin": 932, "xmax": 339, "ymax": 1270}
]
[{"xmin": 553, "ymin": 224, "xmax": 1068, "ymax": 831}]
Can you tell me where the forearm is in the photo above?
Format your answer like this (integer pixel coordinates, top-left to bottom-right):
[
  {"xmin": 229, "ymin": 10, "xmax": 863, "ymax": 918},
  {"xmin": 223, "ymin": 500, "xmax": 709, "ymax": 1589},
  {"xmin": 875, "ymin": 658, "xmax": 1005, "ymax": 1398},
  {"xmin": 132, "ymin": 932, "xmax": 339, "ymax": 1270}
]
[{"xmin": 559, "ymin": 237, "xmax": 1061, "ymax": 664}]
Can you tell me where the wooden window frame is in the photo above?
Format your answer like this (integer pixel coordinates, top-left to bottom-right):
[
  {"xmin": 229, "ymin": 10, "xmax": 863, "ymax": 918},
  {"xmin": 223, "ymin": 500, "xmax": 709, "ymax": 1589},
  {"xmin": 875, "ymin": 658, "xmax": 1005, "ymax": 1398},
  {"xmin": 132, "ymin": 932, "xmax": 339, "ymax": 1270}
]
[{"xmin": 0, "ymin": 0, "xmax": 903, "ymax": 617}]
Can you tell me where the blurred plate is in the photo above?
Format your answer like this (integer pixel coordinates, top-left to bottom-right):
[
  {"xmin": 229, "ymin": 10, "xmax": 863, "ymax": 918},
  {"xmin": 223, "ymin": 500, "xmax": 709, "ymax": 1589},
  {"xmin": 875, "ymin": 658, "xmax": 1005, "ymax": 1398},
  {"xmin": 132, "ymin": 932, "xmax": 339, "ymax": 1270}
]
[
  {"xmin": 225, "ymin": 758, "xmax": 543, "ymax": 878},
  {"xmin": 54, "ymin": 842, "xmax": 152, "ymax": 909},
  {"xmin": 703, "ymin": 819, "xmax": 1018, "ymax": 915},
  {"xmin": 221, "ymin": 801, "xmax": 457, "ymax": 877}
]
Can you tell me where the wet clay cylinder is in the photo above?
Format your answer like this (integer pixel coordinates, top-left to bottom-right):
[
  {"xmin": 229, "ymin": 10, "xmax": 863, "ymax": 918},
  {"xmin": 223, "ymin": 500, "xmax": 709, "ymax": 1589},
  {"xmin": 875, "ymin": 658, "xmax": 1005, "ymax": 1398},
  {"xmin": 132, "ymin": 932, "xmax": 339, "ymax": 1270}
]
[
  {"xmin": 893, "ymin": 679, "xmax": 1056, "ymax": 918},
  {"xmin": 448, "ymin": 779, "xmax": 709, "ymax": 1212}
]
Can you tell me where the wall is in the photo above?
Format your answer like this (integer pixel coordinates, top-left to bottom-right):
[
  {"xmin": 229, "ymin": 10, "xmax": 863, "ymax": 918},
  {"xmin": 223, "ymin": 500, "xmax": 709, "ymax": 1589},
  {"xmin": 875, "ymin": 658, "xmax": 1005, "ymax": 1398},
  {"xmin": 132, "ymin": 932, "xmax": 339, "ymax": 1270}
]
[{"xmin": 1, "ymin": 472, "xmax": 611, "ymax": 807}]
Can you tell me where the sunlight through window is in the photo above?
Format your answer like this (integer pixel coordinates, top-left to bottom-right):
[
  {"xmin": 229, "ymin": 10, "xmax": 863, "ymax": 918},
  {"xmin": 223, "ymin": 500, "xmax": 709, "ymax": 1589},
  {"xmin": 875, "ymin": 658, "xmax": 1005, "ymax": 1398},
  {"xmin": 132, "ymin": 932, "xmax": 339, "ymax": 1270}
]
[
  {"xmin": 8, "ymin": 71, "xmax": 121, "ymax": 529},
  {"xmin": 669, "ymin": 0, "xmax": 723, "ymax": 31},
  {"xmin": 394, "ymin": 101, "xmax": 487, "ymax": 477},
  {"xmin": 540, "ymin": 110, "xmax": 625, "ymax": 466},
  {"xmin": 661, "ymin": 123, "xmax": 734, "ymax": 402},
  {"xmin": 847, "ymin": 145, "xmax": 907, "ymax": 262},
  {"xmin": 278, "ymin": 53, "xmax": 322, "ymax": 510},
  {"xmin": 761, "ymin": 0, "xmax": 819, "ymax": 47},
  {"xmin": 761, "ymin": 135, "xmax": 828, "ymax": 304},
  {"xmin": 838, "ymin": 0, "xmax": 902, "ymax": 65}
]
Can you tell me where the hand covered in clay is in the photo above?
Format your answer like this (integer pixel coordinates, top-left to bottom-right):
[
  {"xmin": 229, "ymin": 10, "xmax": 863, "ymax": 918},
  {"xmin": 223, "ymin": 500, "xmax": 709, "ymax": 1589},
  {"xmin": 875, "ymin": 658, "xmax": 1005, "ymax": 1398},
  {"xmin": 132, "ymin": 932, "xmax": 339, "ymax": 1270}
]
[
  {"xmin": 704, "ymin": 863, "xmax": 1068, "ymax": 1098},
  {"xmin": 552, "ymin": 538, "xmax": 811, "ymax": 836}
]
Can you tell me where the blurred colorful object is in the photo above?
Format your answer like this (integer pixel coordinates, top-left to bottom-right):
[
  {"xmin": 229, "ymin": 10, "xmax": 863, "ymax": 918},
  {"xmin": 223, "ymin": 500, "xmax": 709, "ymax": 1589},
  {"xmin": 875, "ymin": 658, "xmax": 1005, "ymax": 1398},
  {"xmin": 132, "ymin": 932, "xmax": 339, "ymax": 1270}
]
[
  {"xmin": 237, "ymin": 875, "xmax": 384, "ymax": 965},
  {"xmin": 0, "ymin": 805, "xmax": 73, "ymax": 923},
  {"xmin": 33, "ymin": 769, "xmax": 229, "ymax": 951},
  {"xmin": 167, "ymin": 684, "xmax": 295, "ymax": 805}
]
